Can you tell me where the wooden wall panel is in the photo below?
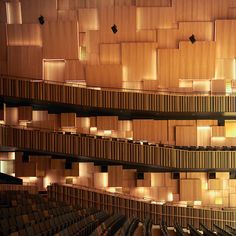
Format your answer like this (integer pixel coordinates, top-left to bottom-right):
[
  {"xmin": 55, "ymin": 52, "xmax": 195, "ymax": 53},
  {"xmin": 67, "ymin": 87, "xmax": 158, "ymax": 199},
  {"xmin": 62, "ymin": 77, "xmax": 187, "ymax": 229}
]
[
  {"xmin": 157, "ymin": 49, "xmax": 179, "ymax": 88},
  {"xmin": 108, "ymin": 166, "xmax": 123, "ymax": 187},
  {"xmin": 86, "ymin": 0, "xmax": 114, "ymax": 8},
  {"xmin": 212, "ymin": 126, "xmax": 225, "ymax": 137},
  {"xmin": 7, "ymin": 24, "xmax": 42, "ymax": 46},
  {"xmin": 173, "ymin": 0, "xmax": 231, "ymax": 22},
  {"xmin": 61, "ymin": 113, "xmax": 76, "ymax": 127},
  {"xmin": 65, "ymin": 60, "xmax": 85, "ymax": 81},
  {"xmin": 57, "ymin": 10, "xmax": 78, "ymax": 21},
  {"xmin": 136, "ymin": 7, "xmax": 176, "ymax": 30},
  {"xmin": 18, "ymin": 106, "xmax": 32, "ymax": 121},
  {"xmin": 133, "ymin": 120, "xmax": 167, "ymax": 143},
  {"xmin": 8, "ymin": 46, "xmax": 42, "ymax": 79},
  {"xmin": 97, "ymin": 116, "xmax": 118, "ymax": 130},
  {"xmin": 137, "ymin": 173, "xmax": 151, "ymax": 187},
  {"xmin": 175, "ymin": 126, "xmax": 197, "ymax": 146},
  {"xmin": 135, "ymin": 30, "xmax": 157, "ymax": 42},
  {"xmin": 197, "ymin": 127, "xmax": 211, "ymax": 146},
  {"xmin": 94, "ymin": 173, "xmax": 108, "ymax": 188},
  {"xmin": 57, "ymin": 0, "xmax": 85, "ymax": 10},
  {"xmin": 6, "ymin": 2, "xmax": 22, "ymax": 24},
  {"xmin": 168, "ymin": 120, "xmax": 196, "ymax": 145},
  {"xmin": 228, "ymin": 7, "xmax": 236, "ymax": 18},
  {"xmin": 225, "ymin": 120, "xmax": 236, "ymax": 137},
  {"xmin": 43, "ymin": 60, "xmax": 65, "ymax": 82},
  {"xmin": 100, "ymin": 44, "xmax": 121, "ymax": 64},
  {"xmin": 42, "ymin": 21, "xmax": 79, "ymax": 59},
  {"xmin": 179, "ymin": 42, "xmax": 216, "ymax": 80},
  {"xmin": 122, "ymin": 43, "xmax": 158, "ymax": 82},
  {"xmin": 151, "ymin": 173, "xmax": 165, "ymax": 187},
  {"xmin": 180, "ymin": 179, "xmax": 202, "ymax": 201},
  {"xmin": 78, "ymin": 9, "xmax": 99, "ymax": 32},
  {"xmin": 196, "ymin": 120, "xmax": 218, "ymax": 126},
  {"xmin": 114, "ymin": 0, "xmax": 134, "ymax": 6},
  {"xmin": 158, "ymin": 22, "xmax": 214, "ymax": 49},
  {"xmin": 122, "ymin": 169, "xmax": 136, "ymax": 187},
  {"xmin": 136, "ymin": 0, "xmax": 171, "ymax": 7},
  {"xmin": 5, "ymin": 107, "xmax": 18, "ymax": 125},
  {"xmin": 0, "ymin": 2, "xmax": 7, "ymax": 23},
  {"xmin": 215, "ymin": 59, "xmax": 235, "ymax": 80},
  {"xmin": 32, "ymin": 110, "xmax": 48, "ymax": 121},
  {"xmin": 86, "ymin": 64, "xmax": 123, "ymax": 88},
  {"xmin": 0, "ymin": 60, "xmax": 7, "ymax": 75},
  {"xmin": 211, "ymin": 79, "xmax": 226, "ymax": 93},
  {"xmin": 99, "ymin": 6, "xmax": 137, "ymax": 43},
  {"xmin": 215, "ymin": 20, "xmax": 236, "ymax": 59},
  {"xmin": 21, "ymin": 0, "xmax": 57, "ymax": 23},
  {"xmin": 0, "ymin": 24, "xmax": 7, "ymax": 61},
  {"xmin": 86, "ymin": 30, "xmax": 100, "ymax": 64}
]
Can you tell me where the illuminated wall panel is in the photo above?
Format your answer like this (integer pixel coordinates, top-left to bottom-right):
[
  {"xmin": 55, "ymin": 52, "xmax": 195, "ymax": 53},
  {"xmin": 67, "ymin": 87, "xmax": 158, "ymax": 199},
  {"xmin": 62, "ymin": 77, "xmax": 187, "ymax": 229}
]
[
  {"xmin": 100, "ymin": 43, "xmax": 121, "ymax": 64},
  {"xmin": 137, "ymin": 7, "xmax": 176, "ymax": 30},
  {"xmin": 78, "ymin": 8, "xmax": 99, "ymax": 32},
  {"xmin": 225, "ymin": 120, "xmax": 236, "ymax": 137},
  {"xmin": 122, "ymin": 42, "xmax": 158, "ymax": 82},
  {"xmin": 7, "ymin": 24, "xmax": 42, "ymax": 46},
  {"xmin": 6, "ymin": 2, "xmax": 22, "ymax": 24},
  {"xmin": 215, "ymin": 20, "xmax": 236, "ymax": 59},
  {"xmin": 158, "ymin": 22, "xmax": 214, "ymax": 49},
  {"xmin": 43, "ymin": 60, "xmax": 65, "ymax": 82}
]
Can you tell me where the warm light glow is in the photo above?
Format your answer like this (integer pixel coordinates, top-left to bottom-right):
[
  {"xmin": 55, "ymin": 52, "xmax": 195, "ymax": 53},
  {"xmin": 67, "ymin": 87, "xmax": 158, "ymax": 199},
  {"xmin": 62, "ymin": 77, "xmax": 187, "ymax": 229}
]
[
  {"xmin": 211, "ymin": 137, "xmax": 225, "ymax": 140},
  {"xmin": 29, "ymin": 177, "xmax": 37, "ymax": 181},
  {"xmin": 107, "ymin": 187, "xmax": 116, "ymax": 193},
  {"xmin": 122, "ymin": 66, "xmax": 128, "ymax": 81},
  {"xmin": 104, "ymin": 130, "xmax": 112, "ymax": 136},
  {"xmin": 6, "ymin": 2, "xmax": 22, "ymax": 24},
  {"xmin": 194, "ymin": 201, "xmax": 202, "ymax": 206},
  {"xmin": 225, "ymin": 120, "xmax": 236, "ymax": 137},
  {"xmin": 193, "ymin": 80, "xmax": 211, "ymax": 92},
  {"xmin": 167, "ymin": 192, "xmax": 173, "ymax": 202},
  {"xmin": 215, "ymin": 197, "xmax": 223, "ymax": 205},
  {"xmin": 151, "ymin": 201, "xmax": 165, "ymax": 205},
  {"xmin": 143, "ymin": 196, "xmax": 152, "ymax": 201},
  {"xmin": 43, "ymin": 176, "xmax": 51, "ymax": 189},
  {"xmin": 43, "ymin": 59, "xmax": 66, "ymax": 82},
  {"xmin": 8, "ymin": 152, "xmax": 15, "ymax": 160},
  {"xmin": 90, "ymin": 127, "xmax": 97, "ymax": 133},
  {"xmin": 179, "ymin": 80, "xmax": 193, "ymax": 88},
  {"xmin": 79, "ymin": 46, "xmax": 87, "ymax": 61},
  {"xmin": 197, "ymin": 126, "xmax": 211, "ymax": 130},
  {"xmin": 202, "ymin": 182, "xmax": 208, "ymax": 190}
]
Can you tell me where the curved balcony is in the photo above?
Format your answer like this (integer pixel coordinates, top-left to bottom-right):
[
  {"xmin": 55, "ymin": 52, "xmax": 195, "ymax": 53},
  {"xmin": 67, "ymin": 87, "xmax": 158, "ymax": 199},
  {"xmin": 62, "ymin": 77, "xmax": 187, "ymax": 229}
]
[
  {"xmin": 48, "ymin": 184, "xmax": 236, "ymax": 229},
  {"xmin": 1, "ymin": 125, "xmax": 236, "ymax": 170},
  {"xmin": 1, "ymin": 76, "xmax": 236, "ymax": 113}
]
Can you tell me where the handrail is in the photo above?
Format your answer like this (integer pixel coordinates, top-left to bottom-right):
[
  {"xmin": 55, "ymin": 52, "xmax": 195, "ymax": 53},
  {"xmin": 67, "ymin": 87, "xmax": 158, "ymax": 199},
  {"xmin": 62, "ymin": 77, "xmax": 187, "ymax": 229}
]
[
  {"xmin": 1, "ymin": 124, "xmax": 236, "ymax": 169},
  {"xmin": 1, "ymin": 76, "xmax": 236, "ymax": 113}
]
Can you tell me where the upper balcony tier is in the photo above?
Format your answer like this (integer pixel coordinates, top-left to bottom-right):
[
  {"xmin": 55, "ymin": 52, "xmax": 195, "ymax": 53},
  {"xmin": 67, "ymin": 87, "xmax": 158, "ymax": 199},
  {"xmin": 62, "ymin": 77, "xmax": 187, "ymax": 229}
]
[{"xmin": 1, "ymin": 77, "xmax": 236, "ymax": 114}]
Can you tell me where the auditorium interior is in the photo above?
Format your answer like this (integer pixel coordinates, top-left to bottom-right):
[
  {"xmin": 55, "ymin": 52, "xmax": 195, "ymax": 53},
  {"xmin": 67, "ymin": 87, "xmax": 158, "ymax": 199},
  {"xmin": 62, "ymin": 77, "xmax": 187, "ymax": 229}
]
[{"xmin": 1, "ymin": 0, "xmax": 236, "ymax": 235}]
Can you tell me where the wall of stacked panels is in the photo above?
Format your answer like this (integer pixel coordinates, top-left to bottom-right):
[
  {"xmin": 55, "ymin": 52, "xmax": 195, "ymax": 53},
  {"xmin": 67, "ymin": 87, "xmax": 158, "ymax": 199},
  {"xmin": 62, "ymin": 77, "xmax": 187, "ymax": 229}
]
[
  {"xmin": 2, "ymin": 151, "xmax": 236, "ymax": 209},
  {"xmin": 1, "ymin": 0, "xmax": 236, "ymax": 94},
  {"xmin": 1, "ymin": 0, "xmax": 236, "ymax": 228}
]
